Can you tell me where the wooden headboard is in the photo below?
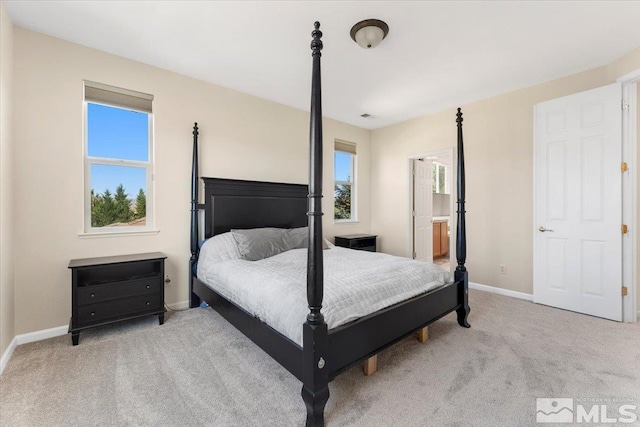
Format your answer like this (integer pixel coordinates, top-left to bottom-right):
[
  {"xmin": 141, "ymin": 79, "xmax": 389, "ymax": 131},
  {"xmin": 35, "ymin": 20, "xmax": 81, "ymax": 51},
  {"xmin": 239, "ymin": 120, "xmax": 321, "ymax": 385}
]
[{"xmin": 202, "ymin": 178, "xmax": 309, "ymax": 238}]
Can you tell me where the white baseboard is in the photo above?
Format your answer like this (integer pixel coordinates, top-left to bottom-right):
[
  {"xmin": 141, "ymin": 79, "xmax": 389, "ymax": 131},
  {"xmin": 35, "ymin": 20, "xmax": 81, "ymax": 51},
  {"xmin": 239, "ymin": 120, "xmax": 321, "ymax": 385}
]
[
  {"xmin": 0, "ymin": 336, "xmax": 17, "ymax": 375},
  {"xmin": 469, "ymin": 282, "xmax": 533, "ymax": 302},
  {"xmin": 167, "ymin": 300, "xmax": 190, "ymax": 310},
  {"xmin": 15, "ymin": 325, "xmax": 68, "ymax": 345}
]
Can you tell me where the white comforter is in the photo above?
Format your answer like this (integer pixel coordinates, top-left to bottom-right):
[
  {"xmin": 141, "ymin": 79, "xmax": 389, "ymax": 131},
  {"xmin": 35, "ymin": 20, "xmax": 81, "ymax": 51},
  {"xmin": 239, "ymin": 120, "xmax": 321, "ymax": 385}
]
[{"xmin": 197, "ymin": 246, "xmax": 452, "ymax": 346}]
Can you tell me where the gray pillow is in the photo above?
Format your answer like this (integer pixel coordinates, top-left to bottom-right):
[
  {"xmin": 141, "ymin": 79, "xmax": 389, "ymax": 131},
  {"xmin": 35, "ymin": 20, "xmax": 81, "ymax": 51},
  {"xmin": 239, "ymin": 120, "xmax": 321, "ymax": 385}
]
[
  {"xmin": 232, "ymin": 227, "xmax": 329, "ymax": 261},
  {"xmin": 286, "ymin": 227, "xmax": 329, "ymax": 250},
  {"xmin": 287, "ymin": 226, "xmax": 308, "ymax": 249},
  {"xmin": 231, "ymin": 228, "xmax": 290, "ymax": 261}
]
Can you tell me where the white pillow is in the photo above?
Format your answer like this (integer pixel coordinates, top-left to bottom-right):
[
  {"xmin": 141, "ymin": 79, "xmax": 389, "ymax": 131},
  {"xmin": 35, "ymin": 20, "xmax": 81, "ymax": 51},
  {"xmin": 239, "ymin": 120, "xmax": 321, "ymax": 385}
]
[{"xmin": 198, "ymin": 232, "xmax": 243, "ymax": 265}]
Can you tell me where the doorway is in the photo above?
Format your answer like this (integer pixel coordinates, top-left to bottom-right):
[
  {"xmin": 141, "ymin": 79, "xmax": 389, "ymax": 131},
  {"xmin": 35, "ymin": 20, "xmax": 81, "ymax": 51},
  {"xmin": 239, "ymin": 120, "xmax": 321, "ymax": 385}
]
[{"xmin": 411, "ymin": 149, "xmax": 454, "ymax": 270}]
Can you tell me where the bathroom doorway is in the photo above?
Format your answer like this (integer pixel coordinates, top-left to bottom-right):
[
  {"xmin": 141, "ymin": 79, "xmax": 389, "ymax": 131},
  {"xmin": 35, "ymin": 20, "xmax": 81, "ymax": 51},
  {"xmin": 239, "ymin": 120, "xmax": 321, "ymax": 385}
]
[{"xmin": 410, "ymin": 149, "xmax": 453, "ymax": 271}]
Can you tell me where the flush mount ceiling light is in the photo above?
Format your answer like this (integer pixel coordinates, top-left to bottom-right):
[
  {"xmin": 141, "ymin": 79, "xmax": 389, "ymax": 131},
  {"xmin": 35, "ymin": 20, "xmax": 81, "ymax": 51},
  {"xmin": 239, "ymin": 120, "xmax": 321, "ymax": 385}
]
[{"xmin": 350, "ymin": 19, "xmax": 389, "ymax": 49}]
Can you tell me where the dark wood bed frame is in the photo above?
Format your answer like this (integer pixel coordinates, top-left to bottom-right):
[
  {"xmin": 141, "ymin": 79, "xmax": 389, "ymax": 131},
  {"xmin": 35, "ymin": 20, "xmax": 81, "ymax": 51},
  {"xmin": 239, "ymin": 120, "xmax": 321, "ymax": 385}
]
[{"xmin": 188, "ymin": 22, "xmax": 470, "ymax": 427}]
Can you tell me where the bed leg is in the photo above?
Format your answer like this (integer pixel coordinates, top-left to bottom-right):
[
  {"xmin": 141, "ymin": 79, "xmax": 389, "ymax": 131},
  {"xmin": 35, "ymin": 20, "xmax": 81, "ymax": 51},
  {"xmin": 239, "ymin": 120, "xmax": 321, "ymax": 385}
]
[
  {"xmin": 189, "ymin": 291, "xmax": 201, "ymax": 309},
  {"xmin": 457, "ymin": 305, "xmax": 471, "ymax": 328},
  {"xmin": 189, "ymin": 260, "xmax": 201, "ymax": 308},
  {"xmin": 363, "ymin": 355, "xmax": 378, "ymax": 376},
  {"xmin": 416, "ymin": 326, "xmax": 429, "ymax": 343},
  {"xmin": 302, "ymin": 385, "xmax": 329, "ymax": 427},
  {"xmin": 455, "ymin": 269, "xmax": 471, "ymax": 328},
  {"xmin": 302, "ymin": 322, "xmax": 329, "ymax": 427}
]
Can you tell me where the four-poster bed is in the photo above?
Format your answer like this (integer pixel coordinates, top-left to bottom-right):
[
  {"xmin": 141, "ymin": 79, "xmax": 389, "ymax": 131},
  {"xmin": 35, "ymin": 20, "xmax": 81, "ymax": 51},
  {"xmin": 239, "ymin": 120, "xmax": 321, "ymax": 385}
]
[{"xmin": 188, "ymin": 22, "xmax": 470, "ymax": 427}]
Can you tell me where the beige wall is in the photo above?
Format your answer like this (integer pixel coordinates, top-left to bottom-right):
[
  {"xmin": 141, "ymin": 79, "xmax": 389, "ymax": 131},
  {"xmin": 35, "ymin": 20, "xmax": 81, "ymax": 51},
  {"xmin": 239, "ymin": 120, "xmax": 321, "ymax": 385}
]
[
  {"xmin": 0, "ymin": 1, "xmax": 15, "ymax": 356},
  {"xmin": 12, "ymin": 28, "xmax": 371, "ymax": 335},
  {"xmin": 371, "ymin": 48, "xmax": 640, "ymax": 302}
]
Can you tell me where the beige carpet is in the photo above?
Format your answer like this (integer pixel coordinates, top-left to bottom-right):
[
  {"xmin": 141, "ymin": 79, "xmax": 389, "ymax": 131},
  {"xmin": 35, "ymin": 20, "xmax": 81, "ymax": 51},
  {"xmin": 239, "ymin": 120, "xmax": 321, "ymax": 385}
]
[{"xmin": 1, "ymin": 290, "xmax": 639, "ymax": 426}]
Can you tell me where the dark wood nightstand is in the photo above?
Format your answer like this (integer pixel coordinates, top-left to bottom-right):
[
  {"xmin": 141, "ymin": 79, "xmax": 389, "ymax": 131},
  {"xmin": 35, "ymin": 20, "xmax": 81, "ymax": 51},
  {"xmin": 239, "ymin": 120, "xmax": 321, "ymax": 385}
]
[
  {"xmin": 334, "ymin": 234, "xmax": 377, "ymax": 252},
  {"xmin": 68, "ymin": 252, "xmax": 167, "ymax": 345}
]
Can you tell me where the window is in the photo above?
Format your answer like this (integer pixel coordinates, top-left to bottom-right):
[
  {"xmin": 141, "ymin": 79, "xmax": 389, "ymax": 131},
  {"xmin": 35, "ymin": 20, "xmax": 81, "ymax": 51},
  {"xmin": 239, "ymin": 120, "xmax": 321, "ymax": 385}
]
[
  {"xmin": 84, "ymin": 82, "xmax": 154, "ymax": 233},
  {"xmin": 334, "ymin": 140, "xmax": 356, "ymax": 221},
  {"xmin": 432, "ymin": 162, "xmax": 449, "ymax": 194}
]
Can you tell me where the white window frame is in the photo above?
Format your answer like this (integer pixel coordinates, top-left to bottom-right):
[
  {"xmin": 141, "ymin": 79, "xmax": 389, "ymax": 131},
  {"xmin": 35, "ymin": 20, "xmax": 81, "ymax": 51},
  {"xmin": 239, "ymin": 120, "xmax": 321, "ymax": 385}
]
[
  {"xmin": 334, "ymin": 149, "xmax": 357, "ymax": 222},
  {"xmin": 432, "ymin": 161, "xmax": 450, "ymax": 195},
  {"xmin": 83, "ymin": 101, "xmax": 154, "ymax": 234}
]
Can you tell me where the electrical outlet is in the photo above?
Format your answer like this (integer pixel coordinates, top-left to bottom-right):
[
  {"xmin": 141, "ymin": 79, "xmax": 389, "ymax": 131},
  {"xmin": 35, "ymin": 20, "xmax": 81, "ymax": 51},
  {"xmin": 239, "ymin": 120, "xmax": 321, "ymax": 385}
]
[
  {"xmin": 499, "ymin": 265, "xmax": 507, "ymax": 275},
  {"xmin": 164, "ymin": 275, "xmax": 172, "ymax": 286}
]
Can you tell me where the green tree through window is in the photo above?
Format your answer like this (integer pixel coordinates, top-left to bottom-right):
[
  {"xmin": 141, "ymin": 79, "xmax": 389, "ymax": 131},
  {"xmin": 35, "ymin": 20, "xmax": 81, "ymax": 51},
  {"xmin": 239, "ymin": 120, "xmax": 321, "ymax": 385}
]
[
  {"xmin": 91, "ymin": 186, "xmax": 146, "ymax": 227},
  {"xmin": 334, "ymin": 179, "xmax": 352, "ymax": 220}
]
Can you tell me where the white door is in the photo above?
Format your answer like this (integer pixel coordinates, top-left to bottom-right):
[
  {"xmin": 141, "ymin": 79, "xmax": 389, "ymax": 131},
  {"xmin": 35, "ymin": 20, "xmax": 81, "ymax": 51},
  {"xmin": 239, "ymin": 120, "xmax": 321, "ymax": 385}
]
[
  {"xmin": 533, "ymin": 83, "xmax": 622, "ymax": 321},
  {"xmin": 413, "ymin": 159, "xmax": 433, "ymax": 262}
]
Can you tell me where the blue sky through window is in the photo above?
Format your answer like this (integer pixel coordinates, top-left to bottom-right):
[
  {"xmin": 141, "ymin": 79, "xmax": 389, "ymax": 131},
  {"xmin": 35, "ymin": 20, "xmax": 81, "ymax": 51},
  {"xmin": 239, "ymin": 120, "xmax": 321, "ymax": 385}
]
[
  {"xmin": 88, "ymin": 103, "xmax": 148, "ymax": 195},
  {"xmin": 334, "ymin": 151, "xmax": 352, "ymax": 182}
]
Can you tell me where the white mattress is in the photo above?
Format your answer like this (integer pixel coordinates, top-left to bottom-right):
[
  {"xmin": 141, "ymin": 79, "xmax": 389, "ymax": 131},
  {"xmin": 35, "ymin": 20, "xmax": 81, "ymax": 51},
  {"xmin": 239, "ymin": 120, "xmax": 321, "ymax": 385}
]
[{"xmin": 197, "ymin": 245, "xmax": 452, "ymax": 346}]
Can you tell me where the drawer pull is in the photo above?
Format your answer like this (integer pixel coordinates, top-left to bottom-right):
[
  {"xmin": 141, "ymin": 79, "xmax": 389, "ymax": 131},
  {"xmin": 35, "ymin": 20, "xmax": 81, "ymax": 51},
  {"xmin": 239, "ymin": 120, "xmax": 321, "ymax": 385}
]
[
  {"xmin": 146, "ymin": 285, "xmax": 150, "ymax": 289},
  {"xmin": 90, "ymin": 312, "xmax": 95, "ymax": 316},
  {"xmin": 90, "ymin": 293, "xmax": 95, "ymax": 298},
  {"xmin": 146, "ymin": 301, "xmax": 150, "ymax": 306}
]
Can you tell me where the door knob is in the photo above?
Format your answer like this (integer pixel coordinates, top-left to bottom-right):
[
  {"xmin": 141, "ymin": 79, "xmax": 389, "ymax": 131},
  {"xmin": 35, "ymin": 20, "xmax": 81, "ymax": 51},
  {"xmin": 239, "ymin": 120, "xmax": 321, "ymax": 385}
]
[{"xmin": 538, "ymin": 226, "xmax": 554, "ymax": 232}]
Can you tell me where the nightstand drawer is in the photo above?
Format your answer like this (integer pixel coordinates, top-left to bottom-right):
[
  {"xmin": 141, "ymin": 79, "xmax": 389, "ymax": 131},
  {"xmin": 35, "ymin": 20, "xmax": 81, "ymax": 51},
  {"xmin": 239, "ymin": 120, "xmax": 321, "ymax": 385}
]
[
  {"xmin": 77, "ymin": 277, "xmax": 161, "ymax": 306},
  {"xmin": 77, "ymin": 294, "xmax": 162, "ymax": 325}
]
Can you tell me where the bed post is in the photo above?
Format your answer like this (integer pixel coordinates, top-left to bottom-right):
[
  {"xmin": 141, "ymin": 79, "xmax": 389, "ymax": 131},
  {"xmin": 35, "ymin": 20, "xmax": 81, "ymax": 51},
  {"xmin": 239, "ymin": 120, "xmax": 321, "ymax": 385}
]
[
  {"xmin": 189, "ymin": 122, "xmax": 201, "ymax": 308},
  {"xmin": 301, "ymin": 21, "xmax": 329, "ymax": 427},
  {"xmin": 455, "ymin": 108, "xmax": 471, "ymax": 328}
]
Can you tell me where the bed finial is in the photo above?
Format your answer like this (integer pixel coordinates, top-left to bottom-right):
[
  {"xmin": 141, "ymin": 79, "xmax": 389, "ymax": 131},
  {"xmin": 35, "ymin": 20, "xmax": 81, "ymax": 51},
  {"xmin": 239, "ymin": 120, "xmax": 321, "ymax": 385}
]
[{"xmin": 311, "ymin": 21, "xmax": 323, "ymax": 56}]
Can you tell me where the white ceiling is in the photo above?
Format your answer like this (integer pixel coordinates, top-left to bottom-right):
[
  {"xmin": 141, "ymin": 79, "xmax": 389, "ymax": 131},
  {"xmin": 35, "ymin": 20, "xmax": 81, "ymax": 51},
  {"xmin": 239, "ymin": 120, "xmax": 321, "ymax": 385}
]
[{"xmin": 5, "ymin": 1, "xmax": 640, "ymax": 130}]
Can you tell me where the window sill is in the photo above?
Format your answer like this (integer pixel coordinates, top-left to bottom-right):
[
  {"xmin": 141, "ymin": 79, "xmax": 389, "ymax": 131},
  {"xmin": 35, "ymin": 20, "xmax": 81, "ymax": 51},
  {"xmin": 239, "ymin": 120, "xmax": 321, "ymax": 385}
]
[
  {"xmin": 334, "ymin": 219, "xmax": 359, "ymax": 224},
  {"xmin": 78, "ymin": 230, "xmax": 160, "ymax": 239}
]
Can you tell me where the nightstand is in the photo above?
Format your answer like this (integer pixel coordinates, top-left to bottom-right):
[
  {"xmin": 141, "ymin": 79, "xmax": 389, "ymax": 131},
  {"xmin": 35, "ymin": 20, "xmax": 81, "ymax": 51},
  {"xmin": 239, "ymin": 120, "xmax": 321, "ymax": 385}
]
[
  {"xmin": 68, "ymin": 252, "xmax": 167, "ymax": 345},
  {"xmin": 334, "ymin": 234, "xmax": 377, "ymax": 252}
]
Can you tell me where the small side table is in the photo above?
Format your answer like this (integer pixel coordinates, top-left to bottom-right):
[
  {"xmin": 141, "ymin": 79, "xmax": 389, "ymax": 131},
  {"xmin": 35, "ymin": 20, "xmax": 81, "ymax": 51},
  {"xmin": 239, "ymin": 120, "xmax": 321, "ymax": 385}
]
[
  {"xmin": 334, "ymin": 234, "xmax": 377, "ymax": 252},
  {"xmin": 68, "ymin": 252, "xmax": 167, "ymax": 345}
]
